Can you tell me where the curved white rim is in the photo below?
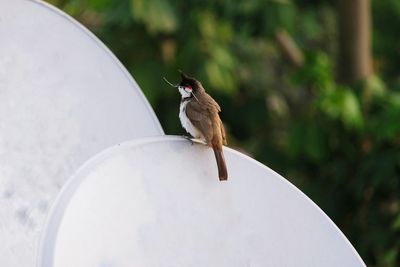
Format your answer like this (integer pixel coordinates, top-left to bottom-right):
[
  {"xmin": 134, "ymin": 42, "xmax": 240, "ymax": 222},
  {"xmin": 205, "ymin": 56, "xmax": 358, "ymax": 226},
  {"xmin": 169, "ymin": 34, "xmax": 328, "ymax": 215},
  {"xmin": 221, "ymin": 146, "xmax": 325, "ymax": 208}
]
[
  {"xmin": 26, "ymin": 0, "xmax": 164, "ymax": 135},
  {"xmin": 37, "ymin": 135, "xmax": 365, "ymax": 267}
]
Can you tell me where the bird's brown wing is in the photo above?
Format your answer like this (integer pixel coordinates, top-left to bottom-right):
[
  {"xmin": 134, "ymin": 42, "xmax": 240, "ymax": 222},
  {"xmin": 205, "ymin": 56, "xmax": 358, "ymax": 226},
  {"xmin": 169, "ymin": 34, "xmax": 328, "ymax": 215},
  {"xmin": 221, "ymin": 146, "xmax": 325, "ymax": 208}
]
[
  {"xmin": 202, "ymin": 94, "xmax": 226, "ymax": 146},
  {"xmin": 185, "ymin": 100, "xmax": 213, "ymax": 144},
  {"xmin": 220, "ymin": 121, "xmax": 227, "ymax": 145},
  {"xmin": 187, "ymin": 93, "xmax": 228, "ymax": 180}
]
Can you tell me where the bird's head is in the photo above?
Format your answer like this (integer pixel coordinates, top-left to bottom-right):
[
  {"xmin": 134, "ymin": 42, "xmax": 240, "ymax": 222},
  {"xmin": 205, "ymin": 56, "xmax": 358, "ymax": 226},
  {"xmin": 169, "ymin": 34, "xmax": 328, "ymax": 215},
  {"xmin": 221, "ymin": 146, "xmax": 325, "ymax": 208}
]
[
  {"xmin": 163, "ymin": 70, "xmax": 204, "ymax": 99},
  {"xmin": 178, "ymin": 71, "xmax": 201, "ymax": 98}
]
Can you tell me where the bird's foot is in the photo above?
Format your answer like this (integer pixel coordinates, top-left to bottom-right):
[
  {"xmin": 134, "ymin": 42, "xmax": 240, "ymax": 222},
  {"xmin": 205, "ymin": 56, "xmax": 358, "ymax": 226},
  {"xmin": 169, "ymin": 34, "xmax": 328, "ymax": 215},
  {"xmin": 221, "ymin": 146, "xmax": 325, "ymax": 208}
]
[
  {"xmin": 182, "ymin": 135, "xmax": 194, "ymax": 145},
  {"xmin": 181, "ymin": 135, "xmax": 208, "ymax": 146}
]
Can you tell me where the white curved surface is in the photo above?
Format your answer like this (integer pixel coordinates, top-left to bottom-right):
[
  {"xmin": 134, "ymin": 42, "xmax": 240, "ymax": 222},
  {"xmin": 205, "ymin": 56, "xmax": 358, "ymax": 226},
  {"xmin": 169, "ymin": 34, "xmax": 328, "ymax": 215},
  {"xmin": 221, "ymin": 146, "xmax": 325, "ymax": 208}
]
[
  {"xmin": 0, "ymin": 0, "xmax": 163, "ymax": 266},
  {"xmin": 40, "ymin": 136, "xmax": 365, "ymax": 267}
]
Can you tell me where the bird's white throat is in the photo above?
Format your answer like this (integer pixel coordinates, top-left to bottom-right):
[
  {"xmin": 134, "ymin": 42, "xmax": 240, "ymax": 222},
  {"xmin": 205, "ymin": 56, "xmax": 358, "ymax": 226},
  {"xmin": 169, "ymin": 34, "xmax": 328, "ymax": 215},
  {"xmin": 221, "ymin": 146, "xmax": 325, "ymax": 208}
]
[{"xmin": 178, "ymin": 86, "xmax": 192, "ymax": 98}]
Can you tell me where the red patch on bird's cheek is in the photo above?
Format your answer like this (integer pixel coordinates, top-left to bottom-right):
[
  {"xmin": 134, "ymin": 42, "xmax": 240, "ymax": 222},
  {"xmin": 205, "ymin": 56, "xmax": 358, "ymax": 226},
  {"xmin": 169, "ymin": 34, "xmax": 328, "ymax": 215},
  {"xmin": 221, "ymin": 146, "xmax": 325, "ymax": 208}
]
[{"xmin": 185, "ymin": 86, "xmax": 192, "ymax": 92}]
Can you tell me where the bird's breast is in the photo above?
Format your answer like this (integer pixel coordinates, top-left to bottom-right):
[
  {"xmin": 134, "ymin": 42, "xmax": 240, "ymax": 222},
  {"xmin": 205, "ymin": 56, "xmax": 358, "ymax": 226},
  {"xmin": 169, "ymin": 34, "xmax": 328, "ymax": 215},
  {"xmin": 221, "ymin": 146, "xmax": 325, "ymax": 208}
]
[{"xmin": 179, "ymin": 101, "xmax": 201, "ymax": 138}]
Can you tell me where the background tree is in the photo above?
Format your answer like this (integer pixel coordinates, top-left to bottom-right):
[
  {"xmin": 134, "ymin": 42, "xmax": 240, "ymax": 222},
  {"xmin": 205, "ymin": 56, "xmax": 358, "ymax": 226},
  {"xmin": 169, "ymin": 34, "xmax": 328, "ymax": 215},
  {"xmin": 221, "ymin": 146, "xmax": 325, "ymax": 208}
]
[{"xmin": 337, "ymin": 0, "xmax": 373, "ymax": 84}]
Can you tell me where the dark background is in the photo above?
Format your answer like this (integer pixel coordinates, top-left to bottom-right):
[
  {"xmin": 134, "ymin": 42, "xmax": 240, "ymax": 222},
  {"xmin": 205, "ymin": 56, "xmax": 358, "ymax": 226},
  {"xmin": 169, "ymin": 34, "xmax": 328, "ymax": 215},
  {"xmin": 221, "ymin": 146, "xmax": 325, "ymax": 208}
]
[{"xmin": 48, "ymin": 0, "xmax": 400, "ymax": 266}]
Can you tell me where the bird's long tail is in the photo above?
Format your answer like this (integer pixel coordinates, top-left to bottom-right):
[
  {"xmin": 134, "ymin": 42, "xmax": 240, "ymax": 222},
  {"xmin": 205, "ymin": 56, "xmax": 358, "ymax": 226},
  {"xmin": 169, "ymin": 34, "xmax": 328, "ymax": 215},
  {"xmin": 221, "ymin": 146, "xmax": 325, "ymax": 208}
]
[{"xmin": 213, "ymin": 146, "xmax": 228, "ymax": 181}]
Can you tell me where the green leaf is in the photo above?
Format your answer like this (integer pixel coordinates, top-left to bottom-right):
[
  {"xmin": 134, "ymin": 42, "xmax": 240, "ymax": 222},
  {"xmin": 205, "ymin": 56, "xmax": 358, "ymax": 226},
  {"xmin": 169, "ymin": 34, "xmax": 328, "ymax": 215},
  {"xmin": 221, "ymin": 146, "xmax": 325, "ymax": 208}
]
[
  {"xmin": 341, "ymin": 88, "xmax": 364, "ymax": 128},
  {"xmin": 205, "ymin": 61, "xmax": 236, "ymax": 93},
  {"xmin": 318, "ymin": 87, "xmax": 363, "ymax": 129},
  {"xmin": 211, "ymin": 45, "xmax": 235, "ymax": 69},
  {"xmin": 393, "ymin": 214, "xmax": 400, "ymax": 230},
  {"xmin": 198, "ymin": 11, "xmax": 217, "ymax": 39},
  {"xmin": 286, "ymin": 121, "xmax": 326, "ymax": 161},
  {"xmin": 365, "ymin": 75, "xmax": 386, "ymax": 97},
  {"xmin": 130, "ymin": 0, "xmax": 177, "ymax": 34},
  {"xmin": 383, "ymin": 247, "xmax": 398, "ymax": 266},
  {"xmin": 87, "ymin": 0, "xmax": 112, "ymax": 11}
]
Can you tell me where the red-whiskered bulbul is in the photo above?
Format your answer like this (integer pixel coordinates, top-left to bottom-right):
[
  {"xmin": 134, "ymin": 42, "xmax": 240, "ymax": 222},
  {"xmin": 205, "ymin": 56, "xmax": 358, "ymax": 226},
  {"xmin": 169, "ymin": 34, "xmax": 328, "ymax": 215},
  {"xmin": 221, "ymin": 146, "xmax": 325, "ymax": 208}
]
[{"xmin": 164, "ymin": 71, "xmax": 228, "ymax": 181}]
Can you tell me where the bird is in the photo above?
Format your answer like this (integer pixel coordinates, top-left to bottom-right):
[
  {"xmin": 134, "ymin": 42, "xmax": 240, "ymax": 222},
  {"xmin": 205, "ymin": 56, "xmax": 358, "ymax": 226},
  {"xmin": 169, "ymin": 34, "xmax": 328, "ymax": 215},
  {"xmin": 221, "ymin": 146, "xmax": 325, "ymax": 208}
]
[{"xmin": 164, "ymin": 71, "xmax": 228, "ymax": 181}]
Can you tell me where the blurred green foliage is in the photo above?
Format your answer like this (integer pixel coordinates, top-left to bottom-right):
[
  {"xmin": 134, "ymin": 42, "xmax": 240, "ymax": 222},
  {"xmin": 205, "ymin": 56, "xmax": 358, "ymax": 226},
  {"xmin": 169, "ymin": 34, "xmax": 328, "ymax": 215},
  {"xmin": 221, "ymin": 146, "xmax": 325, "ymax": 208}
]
[{"xmin": 49, "ymin": 0, "xmax": 400, "ymax": 265}]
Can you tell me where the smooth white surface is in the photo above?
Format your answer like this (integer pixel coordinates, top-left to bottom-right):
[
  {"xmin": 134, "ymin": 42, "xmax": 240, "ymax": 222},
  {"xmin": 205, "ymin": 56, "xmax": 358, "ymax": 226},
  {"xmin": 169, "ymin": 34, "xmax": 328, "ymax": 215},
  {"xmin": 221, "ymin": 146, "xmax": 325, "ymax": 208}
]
[
  {"xmin": 40, "ymin": 136, "xmax": 365, "ymax": 267},
  {"xmin": 0, "ymin": 0, "xmax": 163, "ymax": 266}
]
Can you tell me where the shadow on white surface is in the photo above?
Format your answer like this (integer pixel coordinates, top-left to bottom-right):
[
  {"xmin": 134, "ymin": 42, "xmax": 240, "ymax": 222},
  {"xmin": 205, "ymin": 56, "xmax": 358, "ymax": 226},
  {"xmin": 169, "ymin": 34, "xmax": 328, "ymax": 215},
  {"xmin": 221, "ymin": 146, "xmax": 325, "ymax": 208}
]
[
  {"xmin": 0, "ymin": 1, "xmax": 163, "ymax": 266},
  {"xmin": 40, "ymin": 136, "xmax": 366, "ymax": 267}
]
